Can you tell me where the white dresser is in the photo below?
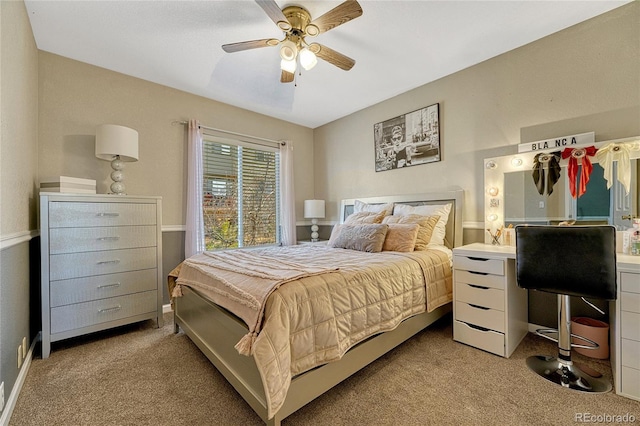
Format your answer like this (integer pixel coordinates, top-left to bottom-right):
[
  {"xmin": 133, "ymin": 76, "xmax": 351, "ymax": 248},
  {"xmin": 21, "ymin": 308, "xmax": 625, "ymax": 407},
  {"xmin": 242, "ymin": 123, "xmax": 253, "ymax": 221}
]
[
  {"xmin": 40, "ymin": 193, "xmax": 163, "ymax": 358},
  {"xmin": 453, "ymin": 244, "xmax": 529, "ymax": 357},
  {"xmin": 612, "ymin": 255, "xmax": 640, "ymax": 401}
]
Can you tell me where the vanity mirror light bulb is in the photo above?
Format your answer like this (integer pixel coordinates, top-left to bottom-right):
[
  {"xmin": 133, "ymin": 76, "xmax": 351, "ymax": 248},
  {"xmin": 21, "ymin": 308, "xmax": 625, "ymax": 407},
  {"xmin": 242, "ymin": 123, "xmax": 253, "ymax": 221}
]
[
  {"xmin": 487, "ymin": 187, "xmax": 499, "ymax": 196},
  {"xmin": 511, "ymin": 157, "xmax": 523, "ymax": 167},
  {"xmin": 487, "ymin": 214, "xmax": 499, "ymax": 222}
]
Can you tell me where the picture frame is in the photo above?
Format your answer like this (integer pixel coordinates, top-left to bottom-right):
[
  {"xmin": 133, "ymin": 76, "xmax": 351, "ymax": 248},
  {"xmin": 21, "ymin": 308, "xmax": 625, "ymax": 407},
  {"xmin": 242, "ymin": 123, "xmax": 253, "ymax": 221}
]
[{"xmin": 374, "ymin": 103, "xmax": 440, "ymax": 172}]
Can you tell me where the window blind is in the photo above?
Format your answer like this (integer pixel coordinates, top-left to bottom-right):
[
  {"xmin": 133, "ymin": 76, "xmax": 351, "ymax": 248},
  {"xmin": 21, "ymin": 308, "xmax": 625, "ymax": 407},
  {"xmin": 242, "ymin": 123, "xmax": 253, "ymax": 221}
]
[{"xmin": 202, "ymin": 138, "xmax": 280, "ymax": 250}]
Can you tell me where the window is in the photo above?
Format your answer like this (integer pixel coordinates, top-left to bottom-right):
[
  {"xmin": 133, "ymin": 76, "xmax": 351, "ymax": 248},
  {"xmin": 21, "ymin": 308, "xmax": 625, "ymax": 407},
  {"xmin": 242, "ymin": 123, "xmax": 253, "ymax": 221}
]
[{"xmin": 202, "ymin": 137, "xmax": 280, "ymax": 250}]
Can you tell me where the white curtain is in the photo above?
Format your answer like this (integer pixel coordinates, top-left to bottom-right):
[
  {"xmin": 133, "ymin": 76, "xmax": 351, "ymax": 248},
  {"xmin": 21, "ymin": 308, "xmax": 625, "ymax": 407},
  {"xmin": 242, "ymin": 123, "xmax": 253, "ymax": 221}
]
[
  {"xmin": 185, "ymin": 119, "xmax": 205, "ymax": 258},
  {"xmin": 279, "ymin": 141, "xmax": 297, "ymax": 245}
]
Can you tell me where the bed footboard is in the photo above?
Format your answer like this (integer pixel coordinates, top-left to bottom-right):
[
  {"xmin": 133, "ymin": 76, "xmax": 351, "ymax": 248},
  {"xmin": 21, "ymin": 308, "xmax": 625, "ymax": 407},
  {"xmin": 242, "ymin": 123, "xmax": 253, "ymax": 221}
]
[{"xmin": 174, "ymin": 285, "xmax": 451, "ymax": 426}]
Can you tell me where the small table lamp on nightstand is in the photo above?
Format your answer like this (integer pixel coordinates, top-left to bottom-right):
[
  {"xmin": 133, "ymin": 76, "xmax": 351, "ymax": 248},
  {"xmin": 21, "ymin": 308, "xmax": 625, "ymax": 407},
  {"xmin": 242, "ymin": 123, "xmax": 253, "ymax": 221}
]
[
  {"xmin": 304, "ymin": 199, "xmax": 325, "ymax": 242},
  {"xmin": 95, "ymin": 124, "xmax": 139, "ymax": 195}
]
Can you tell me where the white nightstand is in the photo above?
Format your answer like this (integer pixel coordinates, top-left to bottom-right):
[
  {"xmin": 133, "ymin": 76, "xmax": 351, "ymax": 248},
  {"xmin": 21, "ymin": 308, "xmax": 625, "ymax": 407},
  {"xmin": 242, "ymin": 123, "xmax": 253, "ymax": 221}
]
[
  {"xmin": 298, "ymin": 240, "xmax": 328, "ymax": 246},
  {"xmin": 452, "ymin": 243, "xmax": 528, "ymax": 358}
]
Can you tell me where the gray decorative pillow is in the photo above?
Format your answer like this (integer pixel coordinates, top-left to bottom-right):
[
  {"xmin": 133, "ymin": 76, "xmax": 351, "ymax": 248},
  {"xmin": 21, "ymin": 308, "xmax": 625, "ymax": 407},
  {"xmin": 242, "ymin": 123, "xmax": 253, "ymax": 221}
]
[{"xmin": 329, "ymin": 224, "xmax": 389, "ymax": 253}]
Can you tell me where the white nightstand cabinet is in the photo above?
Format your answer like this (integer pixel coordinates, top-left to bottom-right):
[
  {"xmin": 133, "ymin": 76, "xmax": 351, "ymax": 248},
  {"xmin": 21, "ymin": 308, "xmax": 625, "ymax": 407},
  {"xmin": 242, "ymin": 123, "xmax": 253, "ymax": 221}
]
[
  {"xmin": 612, "ymin": 258, "xmax": 640, "ymax": 401},
  {"xmin": 40, "ymin": 193, "xmax": 163, "ymax": 358},
  {"xmin": 452, "ymin": 244, "xmax": 528, "ymax": 357}
]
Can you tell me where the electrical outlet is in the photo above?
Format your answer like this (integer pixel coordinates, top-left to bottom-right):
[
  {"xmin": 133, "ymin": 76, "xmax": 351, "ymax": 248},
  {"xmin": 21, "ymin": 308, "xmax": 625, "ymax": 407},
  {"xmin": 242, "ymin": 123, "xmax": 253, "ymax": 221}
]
[
  {"xmin": 1, "ymin": 381, "xmax": 4, "ymax": 412},
  {"xmin": 22, "ymin": 336, "xmax": 27, "ymax": 359},
  {"xmin": 17, "ymin": 345, "xmax": 23, "ymax": 369}
]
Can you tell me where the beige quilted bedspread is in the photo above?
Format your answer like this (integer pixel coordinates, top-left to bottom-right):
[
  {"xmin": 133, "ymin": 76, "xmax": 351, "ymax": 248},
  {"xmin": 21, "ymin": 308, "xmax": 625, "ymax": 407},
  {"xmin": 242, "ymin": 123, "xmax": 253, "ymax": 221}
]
[{"xmin": 172, "ymin": 245, "xmax": 452, "ymax": 419}]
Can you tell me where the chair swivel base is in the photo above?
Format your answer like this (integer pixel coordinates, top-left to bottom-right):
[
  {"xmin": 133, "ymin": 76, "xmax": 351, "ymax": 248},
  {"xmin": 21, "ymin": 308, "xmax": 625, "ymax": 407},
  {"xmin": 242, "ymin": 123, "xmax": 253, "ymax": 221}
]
[{"xmin": 526, "ymin": 355, "xmax": 612, "ymax": 393}]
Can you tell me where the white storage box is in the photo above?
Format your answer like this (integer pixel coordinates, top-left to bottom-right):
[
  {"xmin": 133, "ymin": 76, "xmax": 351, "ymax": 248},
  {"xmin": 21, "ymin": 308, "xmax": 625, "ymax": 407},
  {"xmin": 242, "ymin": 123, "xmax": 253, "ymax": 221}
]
[{"xmin": 40, "ymin": 176, "xmax": 96, "ymax": 194}]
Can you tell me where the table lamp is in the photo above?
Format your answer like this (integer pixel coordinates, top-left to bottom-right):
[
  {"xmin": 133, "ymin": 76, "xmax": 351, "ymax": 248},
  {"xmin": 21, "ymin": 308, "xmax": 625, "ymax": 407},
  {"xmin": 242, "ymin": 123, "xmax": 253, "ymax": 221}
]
[
  {"xmin": 95, "ymin": 124, "xmax": 139, "ymax": 195},
  {"xmin": 304, "ymin": 199, "xmax": 325, "ymax": 242}
]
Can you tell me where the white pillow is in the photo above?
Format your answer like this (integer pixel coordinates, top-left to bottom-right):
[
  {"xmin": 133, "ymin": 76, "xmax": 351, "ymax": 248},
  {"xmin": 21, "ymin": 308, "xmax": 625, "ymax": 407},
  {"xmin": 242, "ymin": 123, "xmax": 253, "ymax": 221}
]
[
  {"xmin": 392, "ymin": 203, "xmax": 452, "ymax": 246},
  {"xmin": 353, "ymin": 200, "xmax": 394, "ymax": 216}
]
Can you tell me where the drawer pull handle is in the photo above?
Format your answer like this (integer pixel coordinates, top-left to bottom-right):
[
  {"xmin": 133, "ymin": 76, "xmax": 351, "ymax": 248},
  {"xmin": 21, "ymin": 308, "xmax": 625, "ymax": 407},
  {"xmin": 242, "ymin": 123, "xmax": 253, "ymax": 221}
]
[
  {"xmin": 96, "ymin": 260, "xmax": 120, "ymax": 265},
  {"xmin": 467, "ymin": 323, "xmax": 491, "ymax": 332},
  {"xmin": 468, "ymin": 271, "xmax": 489, "ymax": 276},
  {"xmin": 468, "ymin": 284, "xmax": 490, "ymax": 290},
  {"xmin": 468, "ymin": 303, "xmax": 490, "ymax": 311},
  {"xmin": 96, "ymin": 213, "xmax": 120, "ymax": 217},
  {"xmin": 467, "ymin": 257, "xmax": 489, "ymax": 262},
  {"xmin": 97, "ymin": 236, "xmax": 120, "ymax": 241},
  {"xmin": 98, "ymin": 305, "xmax": 122, "ymax": 314},
  {"xmin": 97, "ymin": 283, "xmax": 121, "ymax": 290}
]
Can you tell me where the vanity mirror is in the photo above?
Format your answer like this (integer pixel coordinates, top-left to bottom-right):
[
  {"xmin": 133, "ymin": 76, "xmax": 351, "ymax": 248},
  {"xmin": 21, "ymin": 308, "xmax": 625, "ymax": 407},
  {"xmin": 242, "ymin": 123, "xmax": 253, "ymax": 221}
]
[{"xmin": 484, "ymin": 136, "xmax": 640, "ymax": 244}]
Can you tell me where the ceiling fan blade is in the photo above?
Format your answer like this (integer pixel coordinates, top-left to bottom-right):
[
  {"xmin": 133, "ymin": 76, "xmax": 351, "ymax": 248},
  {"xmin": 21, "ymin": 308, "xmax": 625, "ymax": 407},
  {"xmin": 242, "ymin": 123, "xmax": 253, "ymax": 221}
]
[
  {"xmin": 309, "ymin": 0, "xmax": 363, "ymax": 35},
  {"xmin": 255, "ymin": 0, "xmax": 292, "ymax": 31},
  {"xmin": 281, "ymin": 70, "xmax": 295, "ymax": 83},
  {"xmin": 222, "ymin": 38, "xmax": 279, "ymax": 53},
  {"xmin": 309, "ymin": 43, "xmax": 355, "ymax": 71}
]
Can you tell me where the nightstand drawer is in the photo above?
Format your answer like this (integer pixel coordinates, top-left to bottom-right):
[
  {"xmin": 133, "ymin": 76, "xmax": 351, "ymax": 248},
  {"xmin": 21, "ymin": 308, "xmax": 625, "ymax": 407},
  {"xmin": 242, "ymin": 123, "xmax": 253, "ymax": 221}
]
[
  {"xmin": 50, "ymin": 269, "xmax": 158, "ymax": 307},
  {"xmin": 50, "ymin": 247, "xmax": 157, "ymax": 281},
  {"xmin": 50, "ymin": 225, "xmax": 157, "ymax": 254},
  {"xmin": 455, "ymin": 301, "xmax": 504, "ymax": 333},
  {"xmin": 455, "ymin": 282, "xmax": 504, "ymax": 310},
  {"xmin": 621, "ymin": 272, "xmax": 640, "ymax": 294},
  {"xmin": 621, "ymin": 291, "xmax": 640, "ymax": 314},
  {"xmin": 51, "ymin": 290, "xmax": 157, "ymax": 334},
  {"xmin": 49, "ymin": 202, "xmax": 156, "ymax": 228},
  {"xmin": 621, "ymin": 311, "xmax": 640, "ymax": 341},
  {"xmin": 455, "ymin": 270, "xmax": 505, "ymax": 290},
  {"xmin": 621, "ymin": 366, "xmax": 640, "ymax": 397},
  {"xmin": 453, "ymin": 255, "xmax": 504, "ymax": 275},
  {"xmin": 622, "ymin": 339, "xmax": 640, "ymax": 369},
  {"xmin": 454, "ymin": 320, "xmax": 504, "ymax": 356}
]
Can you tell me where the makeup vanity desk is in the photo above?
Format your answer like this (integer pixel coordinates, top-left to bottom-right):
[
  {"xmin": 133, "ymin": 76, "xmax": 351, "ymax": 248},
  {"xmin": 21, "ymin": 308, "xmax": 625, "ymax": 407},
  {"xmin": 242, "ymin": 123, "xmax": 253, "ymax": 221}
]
[{"xmin": 452, "ymin": 243, "xmax": 640, "ymax": 401}]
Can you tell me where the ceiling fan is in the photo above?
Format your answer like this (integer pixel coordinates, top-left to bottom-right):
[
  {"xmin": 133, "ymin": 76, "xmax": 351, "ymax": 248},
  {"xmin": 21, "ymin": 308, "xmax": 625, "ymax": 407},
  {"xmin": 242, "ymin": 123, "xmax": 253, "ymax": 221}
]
[{"xmin": 222, "ymin": 0, "xmax": 363, "ymax": 83}]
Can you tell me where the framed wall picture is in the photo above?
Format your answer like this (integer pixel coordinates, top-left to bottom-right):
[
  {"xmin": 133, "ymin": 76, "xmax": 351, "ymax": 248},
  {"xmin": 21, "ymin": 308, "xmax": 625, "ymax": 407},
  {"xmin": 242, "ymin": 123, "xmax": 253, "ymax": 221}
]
[{"xmin": 374, "ymin": 103, "xmax": 440, "ymax": 172}]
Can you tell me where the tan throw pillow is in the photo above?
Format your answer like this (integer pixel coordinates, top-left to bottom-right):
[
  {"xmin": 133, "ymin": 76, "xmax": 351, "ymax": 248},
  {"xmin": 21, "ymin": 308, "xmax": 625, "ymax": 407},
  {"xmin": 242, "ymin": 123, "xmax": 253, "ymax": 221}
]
[
  {"xmin": 392, "ymin": 203, "xmax": 451, "ymax": 246},
  {"xmin": 382, "ymin": 214, "xmax": 440, "ymax": 251},
  {"xmin": 344, "ymin": 210, "xmax": 386, "ymax": 224},
  {"xmin": 382, "ymin": 223, "xmax": 420, "ymax": 252},
  {"xmin": 329, "ymin": 224, "xmax": 389, "ymax": 253}
]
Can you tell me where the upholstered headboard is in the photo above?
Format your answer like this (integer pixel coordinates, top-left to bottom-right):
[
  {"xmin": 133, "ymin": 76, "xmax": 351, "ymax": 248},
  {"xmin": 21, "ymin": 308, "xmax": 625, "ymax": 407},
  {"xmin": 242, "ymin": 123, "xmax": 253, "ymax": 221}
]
[{"xmin": 339, "ymin": 186, "xmax": 464, "ymax": 249}]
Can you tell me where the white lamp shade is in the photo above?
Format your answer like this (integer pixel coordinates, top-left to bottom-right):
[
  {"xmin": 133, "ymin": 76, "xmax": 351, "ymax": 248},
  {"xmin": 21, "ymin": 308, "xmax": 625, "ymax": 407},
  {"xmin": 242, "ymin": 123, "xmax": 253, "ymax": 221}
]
[
  {"xmin": 95, "ymin": 124, "xmax": 139, "ymax": 162},
  {"xmin": 304, "ymin": 199, "xmax": 325, "ymax": 219},
  {"xmin": 299, "ymin": 48, "xmax": 317, "ymax": 71}
]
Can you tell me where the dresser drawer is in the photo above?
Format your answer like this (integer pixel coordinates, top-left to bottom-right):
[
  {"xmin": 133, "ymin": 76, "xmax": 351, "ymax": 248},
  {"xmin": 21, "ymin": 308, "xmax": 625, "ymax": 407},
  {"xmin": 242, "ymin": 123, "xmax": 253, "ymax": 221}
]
[
  {"xmin": 621, "ymin": 291, "xmax": 640, "ymax": 314},
  {"xmin": 621, "ymin": 366, "xmax": 640, "ymax": 398},
  {"xmin": 622, "ymin": 338, "xmax": 640, "ymax": 370},
  {"xmin": 50, "ymin": 290, "xmax": 157, "ymax": 334},
  {"xmin": 453, "ymin": 255, "xmax": 504, "ymax": 275},
  {"xmin": 621, "ymin": 311, "xmax": 640, "ymax": 341},
  {"xmin": 49, "ymin": 202, "xmax": 156, "ymax": 228},
  {"xmin": 454, "ymin": 320, "xmax": 504, "ymax": 356},
  {"xmin": 621, "ymin": 272, "xmax": 640, "ymax": 294},
  {"xmin": 50, "ymin": 247, "xmax": 157, "ymax": 281},
  {"xmin": 455, "ymin": 281, "xmax": 504, "ymax": 310},
  {"xmin": 50, "ymin": 269, "xmax": 158, "ymax": 307},
  {"xmin": 49, "ymin": 225, "xmax": 157, "ymax": 254},
  {"xmin": 455, "ymin": 270, "xmax": 505, "ymax": 290},
  {"xmin": 455, "ymin": 301, "xmax": 504, "ymax": 333}
]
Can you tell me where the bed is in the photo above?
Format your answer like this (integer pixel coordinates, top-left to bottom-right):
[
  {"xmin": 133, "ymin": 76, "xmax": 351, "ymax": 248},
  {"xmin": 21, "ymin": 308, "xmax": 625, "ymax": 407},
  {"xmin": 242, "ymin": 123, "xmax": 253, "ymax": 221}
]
[{"xmin": 169, "ymin": 187, "xmax": 464, "ymax": 426}]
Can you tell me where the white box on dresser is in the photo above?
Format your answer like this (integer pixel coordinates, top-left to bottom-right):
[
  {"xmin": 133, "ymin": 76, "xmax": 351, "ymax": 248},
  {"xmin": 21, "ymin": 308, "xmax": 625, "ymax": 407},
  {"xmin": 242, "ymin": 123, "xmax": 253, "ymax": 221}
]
[
  {"xmin": 612, "ymin": 254, "xmax": 640, "ymax": 401},
  {"xmin": 40, "ymin": 193, "xmax": 163, "ymax": 359},
  {"xmin": 452, "ymin": 243, "xmax": 528, "ymax": 358}
]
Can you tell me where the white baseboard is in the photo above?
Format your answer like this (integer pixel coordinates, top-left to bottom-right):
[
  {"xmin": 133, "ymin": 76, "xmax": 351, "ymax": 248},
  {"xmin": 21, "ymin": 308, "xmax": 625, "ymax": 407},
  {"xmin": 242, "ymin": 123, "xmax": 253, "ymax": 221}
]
[
  {"xmin": 163, "ymin": 303, "xmax": 172, "ymax": 314},
  {"xmin": 0, "ymin": 332, "xmax": 40, "ymax": 426}
]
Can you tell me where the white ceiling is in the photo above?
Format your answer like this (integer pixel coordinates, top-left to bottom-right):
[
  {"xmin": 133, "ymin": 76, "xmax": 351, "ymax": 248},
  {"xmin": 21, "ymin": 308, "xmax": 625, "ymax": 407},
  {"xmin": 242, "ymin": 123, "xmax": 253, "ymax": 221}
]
[{"xmin": 25, "ymin": 0, "xmax": 629, "ymax": 129}]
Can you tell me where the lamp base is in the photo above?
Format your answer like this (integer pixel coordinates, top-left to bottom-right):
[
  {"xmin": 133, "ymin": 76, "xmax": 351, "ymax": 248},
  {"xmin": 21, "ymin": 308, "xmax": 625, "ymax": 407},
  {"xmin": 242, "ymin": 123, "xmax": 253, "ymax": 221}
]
[
  {"xmin": 310, "ymin": 219, "xmax": 319, "ymax": 242},
  {"xmin": 109, "ymin": 155, "xmax": 127, "ymax": 195}
]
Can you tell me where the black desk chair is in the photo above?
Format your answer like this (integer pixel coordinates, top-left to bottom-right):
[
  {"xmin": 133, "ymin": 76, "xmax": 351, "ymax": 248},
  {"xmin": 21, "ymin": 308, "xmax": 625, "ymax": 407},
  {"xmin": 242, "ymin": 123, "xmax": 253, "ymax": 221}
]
[{"xmin": 515, "ymin": 225, "xmax": 617, "ymax": 393}]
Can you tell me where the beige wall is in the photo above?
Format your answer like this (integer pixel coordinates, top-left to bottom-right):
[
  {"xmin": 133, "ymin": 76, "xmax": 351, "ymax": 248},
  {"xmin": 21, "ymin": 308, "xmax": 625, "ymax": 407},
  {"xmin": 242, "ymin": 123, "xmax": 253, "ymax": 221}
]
[
  {"xmin": 38, "ymin": 53, "xmax": 315, "ymax": 227},
  {"xmin": 313, "ymin": 3, "xmax": 640, "ymax": 228},
  {"xmin": 1, "ymin": 0, "xmax": 39, "ymax": 235}
]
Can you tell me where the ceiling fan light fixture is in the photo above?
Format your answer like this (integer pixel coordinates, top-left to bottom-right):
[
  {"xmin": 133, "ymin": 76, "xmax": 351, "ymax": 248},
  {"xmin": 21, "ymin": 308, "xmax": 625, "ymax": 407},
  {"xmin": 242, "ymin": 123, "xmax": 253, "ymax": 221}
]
[
  {"xmin": 280, "ymin": 58, "xmax": 297, "ymax": 73},
  {"xmin": 299, "ymin": 47, "xmax": 318, "ymax": 71},
  {"xmin": 279, "ymin": 39, "xmax": 298, "ymax": 61}
]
